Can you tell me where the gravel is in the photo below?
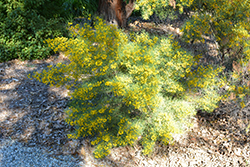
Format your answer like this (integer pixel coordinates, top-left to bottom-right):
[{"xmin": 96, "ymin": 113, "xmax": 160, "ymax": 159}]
[{"xmin": 0, "ymin": 138, "xmax": 84, "ymax": 167}]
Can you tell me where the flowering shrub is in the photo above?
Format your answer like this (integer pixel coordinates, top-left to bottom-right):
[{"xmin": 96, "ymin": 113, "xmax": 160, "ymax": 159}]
[
  {"xmin": 180, "ymin": 0, "xmax": 250, "ymax": 109},
  {"xmin": 181, "ymin": 0, "xmax": 250, "ymax": 58},
  {"xmin": 29, "ymin": 17, "xmax": 226, "ymax": 158}
]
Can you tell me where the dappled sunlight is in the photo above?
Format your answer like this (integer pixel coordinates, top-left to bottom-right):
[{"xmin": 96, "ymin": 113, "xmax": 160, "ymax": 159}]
[{"xmin": 0, "ymin": 111, "xmax": 11, "ymax": 123}]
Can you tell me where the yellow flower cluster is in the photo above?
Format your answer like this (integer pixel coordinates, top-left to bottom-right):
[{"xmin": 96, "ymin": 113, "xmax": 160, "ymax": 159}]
[
  {"xmin": 181, "ymin": 0, "xmax": 250, "ymax": 58},
  {"xmin": 184, "ymin": 64, "xmax": 227, "ymax": 112},
  {"xmin": 158, "ymin": 38, "xmax": 194, "ymax": 94},
  {"xmin": 186, "ymin": 65, "xmax": 224, "ymax": 89}
]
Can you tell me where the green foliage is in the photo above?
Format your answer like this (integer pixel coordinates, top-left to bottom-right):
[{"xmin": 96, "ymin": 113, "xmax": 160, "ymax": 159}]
[
  {"xmin": 135, "ymin": 0, "xmax": 170, "ymax": 20},
  {"xmin": 134, "ymin": 0, "xmax": 194, "ymax": 20},
  {"xmin": 0, "ymin": 0, "xmax": 100, "ymax": 62},
  {"xmin": 29, "ymin": 17, "xmax": 225, "ymax": 158},
  {"xmin": 62, "ymin": 0, "xmax": 98, "ymax": 20},
  {"xmin": 0, "ymin": 0, "xmax": 69, "ymax": 62}
]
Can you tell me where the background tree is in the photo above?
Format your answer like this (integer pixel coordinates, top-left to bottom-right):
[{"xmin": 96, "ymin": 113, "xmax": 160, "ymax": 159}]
[{"xmin": 98, "ymin": 0, "xmax": 135, "ymax": 27}]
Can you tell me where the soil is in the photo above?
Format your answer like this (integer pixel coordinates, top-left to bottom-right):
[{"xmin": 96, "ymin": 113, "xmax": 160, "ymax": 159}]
[{"xmin": 0, "ymin": 16, "xmax": 250, "ymax": 166}]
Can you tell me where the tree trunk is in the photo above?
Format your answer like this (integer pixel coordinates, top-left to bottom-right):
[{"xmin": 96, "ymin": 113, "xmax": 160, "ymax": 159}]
[{"xmin": 98, "ymin": 0, "xmax": 135, "ymax": 28}]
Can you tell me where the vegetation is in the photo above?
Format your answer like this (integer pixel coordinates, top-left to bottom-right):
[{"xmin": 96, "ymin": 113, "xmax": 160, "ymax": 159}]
[
  {"xmin": 4, "ymin": 0, "xmax": 247, "ymax": 159},
  {"xmin": 29, "ymin": 17, "xmax": 226, "ymax": 158},
  {"xmin": 0, "ymin": 0, "xmax": 98, "ymax": 62},
  {"xmin": 181, "ymin": 0, "xmax": 250, "ymax": 58},
  {"xmin": 135, "ymin": 0, "xmax": 250, "ymax": 59},
  {"xmin": 62, "ymin": 0, "xmax": 98, "ymax": 19},
  {"xmin": 135, "ymin": 0, "xmax": 250, "ymax": 109},
  {"xmin": 180, "ymin": 0, "xmax": 250, "ymax": 108},
  {"xmin": 0, "ymin": 0, "xmax": 68, "ymax": 62}
]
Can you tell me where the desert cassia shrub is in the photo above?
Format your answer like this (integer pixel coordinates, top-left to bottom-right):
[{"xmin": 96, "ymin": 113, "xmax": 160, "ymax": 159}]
[
  {"xmin": 179, "ymin": 0, "xmax": 250, "ymax": 109},
  {"xmin": 29, "ymin": 17, "xmax": 226, "ymax": 158},
  {"xmin": 181, "ymin": 0, "xmax": 250, "ymax": 58}
]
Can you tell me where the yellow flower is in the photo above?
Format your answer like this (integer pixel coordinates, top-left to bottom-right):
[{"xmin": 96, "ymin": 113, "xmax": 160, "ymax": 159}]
[
  {"xmin": 96, "ymin": 60, "xmax": 103, "ymax": 66},
  {"xmin": 91, "ymin": 110, "xmax": 97, "ymax": 115},
  {"xmin": 99, "ymin": 108, "xmax": 105, "ymax": 113},
  {"xmin": 240, "ymin": 101, "xmax": 245, "ymax": 108},
  {"xmin": 238, "ymin": 86, "xmax": 243, "ymax": 94},
  {"xmin": 102, "ymin": 54, "xmax": 107, "ymax": 60},
  {"xmin": 111, "ymin": 63, "xmax": 117, "ymax": 69}
]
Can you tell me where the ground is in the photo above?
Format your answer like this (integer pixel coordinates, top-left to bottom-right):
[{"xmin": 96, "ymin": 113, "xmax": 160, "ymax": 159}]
[{"xmin": 0, "ymin": 16, "xmax": 250, "ymax": 166}]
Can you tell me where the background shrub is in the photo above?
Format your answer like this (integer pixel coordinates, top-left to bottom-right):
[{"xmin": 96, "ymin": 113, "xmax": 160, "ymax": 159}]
[
  {"xmin": 0, "ymin": 0, "xmax": 71, "ymax": 62},
  {"xmin": 134, "ymin": 0, "xmax": 194, "ymax": 20},
  {"xmin": 30, "ymin": 17, "xmax": 226, "ymax": 158},
  {"xmin": 180, "ymin": 0, "xmax": 250, "ymax": 108},
  {"xmin": 180, "ymin": 0, "xmax": 250, "ymax": 59}
]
